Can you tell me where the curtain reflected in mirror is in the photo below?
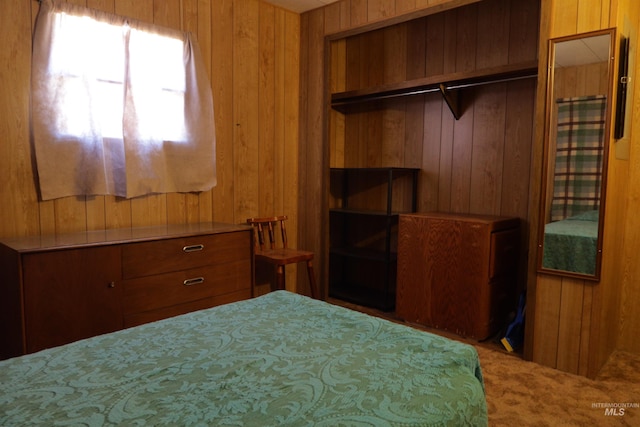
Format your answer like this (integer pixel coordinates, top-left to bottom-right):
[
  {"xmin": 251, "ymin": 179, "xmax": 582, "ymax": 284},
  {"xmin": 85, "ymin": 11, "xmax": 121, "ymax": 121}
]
[{"xmin": 538, "ymin": 29, "xmax": 616, "ymax": 281}]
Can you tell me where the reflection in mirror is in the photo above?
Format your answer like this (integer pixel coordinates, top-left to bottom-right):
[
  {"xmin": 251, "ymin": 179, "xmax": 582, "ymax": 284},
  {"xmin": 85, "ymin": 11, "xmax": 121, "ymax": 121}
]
[{"xmin": 539, "ymin": 29, "xmax": 615, "ymax": 280}]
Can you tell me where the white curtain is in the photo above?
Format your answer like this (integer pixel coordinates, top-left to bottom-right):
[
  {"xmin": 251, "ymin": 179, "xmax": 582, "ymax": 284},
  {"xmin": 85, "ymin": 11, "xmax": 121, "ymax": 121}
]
[{"xmin": 31, "ymin": 0, "xmax": 216, "ymax": 200}]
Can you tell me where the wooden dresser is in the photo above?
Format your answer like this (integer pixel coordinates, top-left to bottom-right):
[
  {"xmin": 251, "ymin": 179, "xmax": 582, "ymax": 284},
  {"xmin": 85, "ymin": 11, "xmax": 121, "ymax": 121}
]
[
  {"xmin": 0, "ymin": 222, "xmax": 253, "ymax": 360},
  {"xmin": 396, "ymin": 212, "xmax": 520, "ymax": 340}
]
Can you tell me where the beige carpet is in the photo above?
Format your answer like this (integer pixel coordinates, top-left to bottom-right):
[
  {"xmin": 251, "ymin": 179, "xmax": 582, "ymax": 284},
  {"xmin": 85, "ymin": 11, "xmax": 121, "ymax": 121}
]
[{"xmin": 478, "ymin": 346, "xmax": 640, "ymax": 426}]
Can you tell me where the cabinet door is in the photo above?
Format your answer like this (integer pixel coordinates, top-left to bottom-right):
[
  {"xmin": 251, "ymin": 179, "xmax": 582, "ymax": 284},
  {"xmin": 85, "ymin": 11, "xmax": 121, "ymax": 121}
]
[
  {"xmin": 431, "ymin": 221, "xmax": 489, "ymax": 338},
  {"xmin": 23, "ymin": 246, "xmax": 122, "ymax": 353},
  {"xmin": 397, "ymin": 216, "xmax": 491, "ymax": 339},
  {"xmin": 397, "ymin": 215, "xmax": 433, "ymax": 325}
]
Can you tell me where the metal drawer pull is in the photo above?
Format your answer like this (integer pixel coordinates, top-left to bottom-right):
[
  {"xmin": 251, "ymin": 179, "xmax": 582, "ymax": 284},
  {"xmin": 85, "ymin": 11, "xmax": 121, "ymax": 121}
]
[
  {"xmin": 183, "ymin": 277, "xmax": 205, "ymax": 286},
  {"xmin": 183, "ymin": 244, "xmax": 204, "ymax": 253}
]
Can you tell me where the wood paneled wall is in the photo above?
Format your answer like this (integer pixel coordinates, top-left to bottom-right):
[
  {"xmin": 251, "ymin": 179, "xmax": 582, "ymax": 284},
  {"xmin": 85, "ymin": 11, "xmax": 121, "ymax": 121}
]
[
  {"xmin": 332, "ymin": 2, "xmax": 538, "ymax": 214},
  {"xmin": 611, "ymin": 0, "xmax": 640, "ymax": 356},
  {"xmin": 0, "ymin": 0, "xmax": 305, "ymax": 290},
  {"xmin": 530, "ymin": 0, "xmax": 640, "ymax": 377}
]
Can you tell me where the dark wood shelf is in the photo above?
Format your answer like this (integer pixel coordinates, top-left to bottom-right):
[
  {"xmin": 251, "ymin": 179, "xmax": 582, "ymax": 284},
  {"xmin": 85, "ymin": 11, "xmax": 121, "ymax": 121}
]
[
  {"xmin": 330, "ymin": 167, "xmax": 421, "ymax": 173},
  {"xmin": 329, "ymin": 283, "xmax": 396, "ymax": 312},
  {"xmin": 331, "ymin": 61, "xmax": 538, "ymax": 118},
  {"xmin": 330, "ymin": 246, "xmax": 397, "ymax": 262},
  {"xmin": 330, "ymin": 208, "xmax": 405, "ymax": 216},
  {"xmin": 329, "ymin": 167, "xmax": 417, "ymax": 311}
]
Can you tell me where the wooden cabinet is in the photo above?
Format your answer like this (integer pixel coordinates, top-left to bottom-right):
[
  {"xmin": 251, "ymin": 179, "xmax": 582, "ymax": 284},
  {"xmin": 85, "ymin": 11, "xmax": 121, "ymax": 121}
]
[
  {"xmin": 0, "ymin": 223, "xmax": 253, "ymax": 359},
  {"xmin": 396, "ymin": 212, "xmax": 519, "ymax": 340},
  {"xmin": 329, "ymin": 167, "xmax": 418, "ymax": 310},
  {"xmin": 22, "ymin": 246, "xmax": 123, "ymax": 353}
]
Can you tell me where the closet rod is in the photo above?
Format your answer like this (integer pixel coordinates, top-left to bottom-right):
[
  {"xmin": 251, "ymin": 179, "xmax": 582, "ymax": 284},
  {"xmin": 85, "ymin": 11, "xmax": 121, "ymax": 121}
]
[
  {"xmin": 354, "ymin": 72, "xmax": 538, "ymax": 101},
  {"xmin": 445, "ymin": 73, "xmax": 538, "ymax": 91}
]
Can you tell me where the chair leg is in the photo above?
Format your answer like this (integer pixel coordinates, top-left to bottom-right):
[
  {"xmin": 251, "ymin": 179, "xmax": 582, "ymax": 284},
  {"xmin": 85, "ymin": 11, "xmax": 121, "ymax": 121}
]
[
  {"xmin": 306, "ymin": 260, "xmax": 318, "ymax": 299},
  {"xmin": 275, "ymin": 265, "xmax": 286, "ymax": 291}
]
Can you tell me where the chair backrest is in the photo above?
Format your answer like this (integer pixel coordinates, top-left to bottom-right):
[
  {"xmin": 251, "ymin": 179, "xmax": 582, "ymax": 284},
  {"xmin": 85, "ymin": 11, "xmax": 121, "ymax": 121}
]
[{"xmin": 246, "ymin": 215, "xmax": 289, "ymax": 251}]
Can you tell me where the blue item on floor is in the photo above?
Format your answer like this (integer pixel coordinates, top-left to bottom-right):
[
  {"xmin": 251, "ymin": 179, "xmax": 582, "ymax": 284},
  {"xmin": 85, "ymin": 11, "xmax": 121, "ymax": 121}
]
[{"xmin": 501, "ymin": 293, "xmax": 525, "ymax": 352}]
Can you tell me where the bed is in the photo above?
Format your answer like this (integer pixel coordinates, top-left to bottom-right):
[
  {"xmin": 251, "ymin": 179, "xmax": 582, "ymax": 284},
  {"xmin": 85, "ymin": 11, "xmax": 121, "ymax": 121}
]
[
  {"xmin": 0, "ymin": 291, "xmax": 487, "ymax": 426},
  {"xmin": 542, "ymin": 209, "xmax": 599, "ymax": 275}
]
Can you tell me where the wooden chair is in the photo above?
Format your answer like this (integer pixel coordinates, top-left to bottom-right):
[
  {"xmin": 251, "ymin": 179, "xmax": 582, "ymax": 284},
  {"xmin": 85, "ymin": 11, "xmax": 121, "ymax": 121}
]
[{"xmin": 246, "ymin": 215, "xmax": 318, "ymax": 298}]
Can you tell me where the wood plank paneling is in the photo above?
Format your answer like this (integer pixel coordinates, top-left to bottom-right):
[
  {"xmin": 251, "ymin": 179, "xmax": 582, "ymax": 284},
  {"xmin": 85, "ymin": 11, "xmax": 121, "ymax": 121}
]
[
  {"xmin": 350, "ymin": 0, "xmax": 368, "ymax": 27},
  {"xmin": 336, "ymin": 0, "xmax": 537, "ymax": 191},
  {"xmin": 425, "ymin": 15, "xmax": 444, "ymax": 76},
  {"xmin": 469, "ymin": 85, "xmax": 507, "ymax": 215},
  {"xmin": 556, "ymin": 277, "xmax": 586, "ymax": 374},
  {"xmin": 210, "ymin": 0, "xmax": 235, "ymax": 224},
  {"xmin": 523, "ymin": 0, "xmax": 552, "ymax": 363},
  {"xmin": 0, "ymin": 0, "xmax": 40, "ymax": 239},
  {"xmin": 618, "ymin": 0, "xmax": 640, "ymax": 355},
  {"xmin": 397, "ymin": 0, "xmax": 418, "ymax": 14},
  {"xmin": 274, "ymin": 8, "xmax": 286, "ymax": 216},
  {"xmin": 299, "ymin": 7, "xmax": 326, "ymax": 296},
  {"xmin": 476, "ymin": 0, "xmax": 509, "ymax": 69},
  {"xmin": 281, "ymin": 10, "xmax": 302, "ymax": 288},
  {"xmin": 233, "ymin": 0, "xmax": 260, "ymax": 223},
  {"xmin": 368, "ymin": 0, "xmax": 395, "ymax": 22},
  {"xmin": 421, "ymin": 94, "xmax": 443, "ymax": 211},
  {"xmin": 449, "ymin": 102, "xmax": 473, "ymax": 213},
  {"xmin": 329, "ymin": 40, "xmax": 347, "ymax": 168},
  {"xmin": 502, "ymin": 79, "xmax": 535, "ymax": 219},
  {"xmin": 454, "ymin": 4, "xmax": 477, "ymax": 73},
  {"xmin": 529, "ymin": 0, "xmax": 640, "ymax": 377},
  {"xmin": 552, "ymin": 0, "xmax": 578, "ymax": 38},
  {"xmin": 532, "ymin": 275, "xmax": 562, "ymax": 368},
  {"xmin": 577, "ymin": 0, "xmax": 605, "ymax": 33},
  {"xmin": 259, "ymin": 3, "xmax": 277, "ymax": 217},
  {"xmin": 579, "ymin": 284, "xmax": 594, "ymax": 376}
]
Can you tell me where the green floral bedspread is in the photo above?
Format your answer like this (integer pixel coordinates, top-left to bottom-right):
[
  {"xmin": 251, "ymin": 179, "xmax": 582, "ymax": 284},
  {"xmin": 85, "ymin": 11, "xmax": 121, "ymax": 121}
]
[
  {"xmin": 0, "ymin": 291, "xmax": 487, "ymax": 426},
  {"xmin": 542, "ymin": 210, "xmax": 599, "ymax": 275}
]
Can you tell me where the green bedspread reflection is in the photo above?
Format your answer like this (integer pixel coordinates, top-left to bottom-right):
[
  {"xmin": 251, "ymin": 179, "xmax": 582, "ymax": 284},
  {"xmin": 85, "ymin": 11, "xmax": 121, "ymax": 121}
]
[
  {"xmin": 0, "ymin": 291, "xmax": 487, "ymax": 426},
  {"xmin": 543, "ymin": 210, "xmax": 598, "ymax": 275}
]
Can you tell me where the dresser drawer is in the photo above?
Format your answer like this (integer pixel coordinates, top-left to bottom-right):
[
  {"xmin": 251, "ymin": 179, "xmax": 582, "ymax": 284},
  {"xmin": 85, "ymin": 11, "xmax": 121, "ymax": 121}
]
[
  {"xmin": 122, "ymin": 231, "xmax": 251, "ymax": 279},
  {"xmin": 124, "ymin": 289, "xmax": 252, "ymax": 328},
  {"xmin": 123, "ymin": 259, "xmax": 251, "ymax": 315}
]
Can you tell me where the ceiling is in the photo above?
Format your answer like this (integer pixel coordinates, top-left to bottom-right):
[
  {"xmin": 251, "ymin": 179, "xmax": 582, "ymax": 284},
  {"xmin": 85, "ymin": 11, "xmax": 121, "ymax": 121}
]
[
  {"xmin": 554, "ymin": 34, "xmax": 611, "ymax": 67},
  {"xmin": 265, "ymin": 0, "xmax": 340, "ymax": 13}
]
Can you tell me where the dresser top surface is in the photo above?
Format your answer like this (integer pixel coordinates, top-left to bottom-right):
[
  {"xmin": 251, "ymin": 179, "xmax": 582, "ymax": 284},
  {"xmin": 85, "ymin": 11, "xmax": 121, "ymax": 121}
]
[
  {"xmin": 0, "ymin": 222, "xmax": 252, "ymax": 253},
  {"xmin": 401, "ymin": 212, "xmax": 520, "ymax": 229}
]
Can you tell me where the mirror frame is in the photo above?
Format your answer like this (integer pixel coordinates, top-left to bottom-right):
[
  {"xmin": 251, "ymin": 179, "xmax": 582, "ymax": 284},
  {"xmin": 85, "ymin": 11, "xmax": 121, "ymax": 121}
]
[{"xmin": 537, "ymin": 28, "xmax": 617, "ymax": 281}]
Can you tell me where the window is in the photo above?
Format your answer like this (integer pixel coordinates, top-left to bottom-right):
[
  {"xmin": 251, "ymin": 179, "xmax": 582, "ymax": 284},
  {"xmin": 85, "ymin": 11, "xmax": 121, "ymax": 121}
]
[{"xmin": 32, "ymin": 0, "xmax": 216, "ymax": 200}]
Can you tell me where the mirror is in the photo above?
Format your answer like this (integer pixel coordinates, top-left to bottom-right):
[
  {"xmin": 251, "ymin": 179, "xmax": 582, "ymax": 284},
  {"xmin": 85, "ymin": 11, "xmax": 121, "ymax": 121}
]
[{"xmin": 538, "ymin": 29, "xmax": 616, "ymax": 281}]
